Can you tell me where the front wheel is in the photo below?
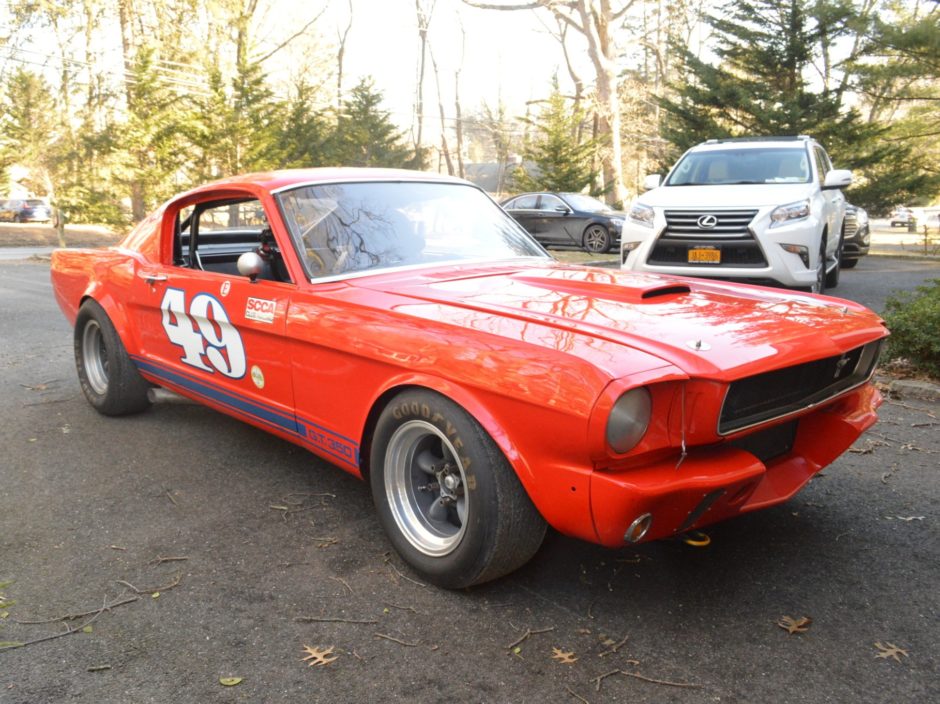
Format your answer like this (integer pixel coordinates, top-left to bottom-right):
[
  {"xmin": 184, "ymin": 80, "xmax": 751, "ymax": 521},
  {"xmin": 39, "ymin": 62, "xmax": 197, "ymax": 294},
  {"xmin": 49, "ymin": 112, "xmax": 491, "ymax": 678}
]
[
  {"xmin": 825, "ymin": 232, "xmax": 842, "ymax": 289},
  {"xmin": 370, "ymin": 390, "xmax": 546, "ymax": 588},
  {"xmin": 74, "ymin": 299, "xmax": 151, "ymax": 416},
  {"xmin": 582, "ymin": 224, "xmax": 611, "ymax": 253},
  {"xmin": 841, "ymin": 257, "xmax": 859, "ymax": 269}
]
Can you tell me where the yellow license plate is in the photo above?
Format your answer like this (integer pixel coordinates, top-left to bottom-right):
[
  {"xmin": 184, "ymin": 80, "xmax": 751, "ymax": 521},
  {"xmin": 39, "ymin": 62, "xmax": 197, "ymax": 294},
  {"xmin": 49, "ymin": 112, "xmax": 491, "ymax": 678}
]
[{"xmin": 688, "ymin": 247, "xmax": 721, "ymax": 264}]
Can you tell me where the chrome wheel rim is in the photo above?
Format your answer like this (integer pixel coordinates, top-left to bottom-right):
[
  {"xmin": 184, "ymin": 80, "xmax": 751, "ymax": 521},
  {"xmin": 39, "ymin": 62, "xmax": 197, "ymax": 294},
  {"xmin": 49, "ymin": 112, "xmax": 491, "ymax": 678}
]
[
  {"xmin": 82, "ymin": 320, "xmax": 109, "ymax": 395},
  {"xmin": 584, "ymin": 225, "xmax": 608, "ymax": 252},
  {"xmin": 384, "ymin": 420, "xmax": 469, "ymax": 557}
]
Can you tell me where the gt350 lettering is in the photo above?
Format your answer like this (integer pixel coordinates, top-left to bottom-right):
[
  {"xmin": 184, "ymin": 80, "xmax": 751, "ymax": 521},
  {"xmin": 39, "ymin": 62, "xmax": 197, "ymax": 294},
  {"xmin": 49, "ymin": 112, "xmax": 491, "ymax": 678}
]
[{"xmin": 160, "ymin": 288, "xmax": 246, "ymax": 378}]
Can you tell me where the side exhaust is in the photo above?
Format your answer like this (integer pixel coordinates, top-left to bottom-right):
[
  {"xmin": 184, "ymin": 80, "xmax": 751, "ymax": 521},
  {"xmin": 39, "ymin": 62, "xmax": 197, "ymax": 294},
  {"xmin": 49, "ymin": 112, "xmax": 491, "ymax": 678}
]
[{"xmin": 624, "ymin": 513, "xmax": 653, "ymax": 543}]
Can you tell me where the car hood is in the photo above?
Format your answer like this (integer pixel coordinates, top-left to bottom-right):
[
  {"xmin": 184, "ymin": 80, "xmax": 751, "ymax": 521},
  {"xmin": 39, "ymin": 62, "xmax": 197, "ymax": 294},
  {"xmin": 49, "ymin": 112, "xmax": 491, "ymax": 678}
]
[
  {"xmin": 353, "ymin": 262, "xmax": 886, "ymax": 382},
  {"xmin": 640, "ymin": 184, "xmax": 814, "ymax": 209}
]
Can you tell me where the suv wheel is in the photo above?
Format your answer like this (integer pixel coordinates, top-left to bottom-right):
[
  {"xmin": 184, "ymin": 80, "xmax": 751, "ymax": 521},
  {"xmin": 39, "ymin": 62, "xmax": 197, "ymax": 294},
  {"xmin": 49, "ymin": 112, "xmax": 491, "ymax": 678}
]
[
  {"xmin": 825, "ymin": 232, "xmax": 842, "ymax": 289},
  {"xmin": 812, "ymin": 237, "xmax": 826, "ymax": 294}
]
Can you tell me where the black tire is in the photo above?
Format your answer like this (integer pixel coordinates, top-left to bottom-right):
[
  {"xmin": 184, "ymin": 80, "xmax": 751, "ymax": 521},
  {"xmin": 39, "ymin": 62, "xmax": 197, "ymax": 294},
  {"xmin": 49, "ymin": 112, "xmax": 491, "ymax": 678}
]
[
  {"xmin": 582, "ymin": 224, "xmax": 611, "ymax": 253},
  {"xmin": 370, "ymin": 389, "xmax": 546, "ymax": 588},
  {"xmin": 841, "ymin": 257, "xmax": 859, "ymax": 269},
  {"xmin": 811, "ymin": 236, "xmax": 826, "ymax": 294},
  {"xmin": 74, "ymin": 299, "xmax": 152, "ymax": 416},
  {"xmin": 825, "ymin": 232, "xmax": 842, "ymax": 289}
]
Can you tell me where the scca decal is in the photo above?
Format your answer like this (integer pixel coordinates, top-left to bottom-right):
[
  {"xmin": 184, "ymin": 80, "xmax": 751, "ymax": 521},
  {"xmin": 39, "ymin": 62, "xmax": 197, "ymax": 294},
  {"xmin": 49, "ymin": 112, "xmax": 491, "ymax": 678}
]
[
  {"xmin": 160, "ymin": 288, "xmax": 247, "ymax": 378},
  {"xmin": 245, "ymin": 296, "xmax": 276, "ymax": 324}
]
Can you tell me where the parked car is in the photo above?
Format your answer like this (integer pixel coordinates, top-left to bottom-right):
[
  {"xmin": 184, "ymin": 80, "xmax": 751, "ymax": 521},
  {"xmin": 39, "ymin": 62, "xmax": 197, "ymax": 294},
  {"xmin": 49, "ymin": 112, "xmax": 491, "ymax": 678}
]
[
  {"xmin": 0, "ymin": 198, "xmax": 52, "ymax": 223},
  {"xmin": 621, "ymin": 135, "xmax": 851, "ymax": 293},
  {"xmin": 50, "ymin": 168, "xmax": 887, "ymax": 588},
  {"xmin": 840, "ymin": 204, "xmax": 870, "ymax": 268},
  {"xmin": 890, "ymin": 206, "xmax": 913, "ymax": 227},
  {"xmin": 501, "ymin": 192, "xmax": 624, "ymax": 253}
]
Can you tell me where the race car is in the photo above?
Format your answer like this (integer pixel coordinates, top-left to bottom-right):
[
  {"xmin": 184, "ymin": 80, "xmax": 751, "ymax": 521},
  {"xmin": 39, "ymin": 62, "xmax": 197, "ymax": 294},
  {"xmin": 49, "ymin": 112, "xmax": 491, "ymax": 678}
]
[{"xmin": 50, "ymin": 168, "xmax": 888, "ymax": 588}]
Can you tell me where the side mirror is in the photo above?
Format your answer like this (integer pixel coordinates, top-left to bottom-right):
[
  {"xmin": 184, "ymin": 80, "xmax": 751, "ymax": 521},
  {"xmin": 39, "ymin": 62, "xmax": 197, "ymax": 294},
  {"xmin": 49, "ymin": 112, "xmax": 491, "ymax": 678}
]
[
  {"xmin": 643, "ymin": 174, "xmax": 662, "ymax": 191},
  {"xmin": 237, "ymin": 251, "xmax": 264, "ymax": 282},
  {"xmin": 554, "ymin": 205, "xmax": 570, "ymax": 214},
  {"xmin": 823, "ymin": 169, "xmax": 852, "ymax": 190}
]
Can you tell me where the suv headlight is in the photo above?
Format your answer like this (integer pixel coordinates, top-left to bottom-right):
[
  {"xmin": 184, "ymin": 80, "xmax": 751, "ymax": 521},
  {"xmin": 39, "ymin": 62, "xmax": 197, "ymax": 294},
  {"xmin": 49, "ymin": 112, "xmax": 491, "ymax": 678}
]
[
  {"xmin": 770, "ymin": 200, "xmax": 810, "ymax": 227},
  {"xmin": 628, "ymin": 203, "xmax": 654, "ymax": 228},
  {"xmin": 606, "ymin": 388, "xmax": 652, "ymax": 453}
]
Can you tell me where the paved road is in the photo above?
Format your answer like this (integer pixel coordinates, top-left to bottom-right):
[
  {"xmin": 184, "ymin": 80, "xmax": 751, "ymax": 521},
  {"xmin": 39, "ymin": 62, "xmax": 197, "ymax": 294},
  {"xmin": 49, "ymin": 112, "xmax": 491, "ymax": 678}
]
[{"xmin": 1, "ymin": 261, "xmax": 938, "ymax": 703}]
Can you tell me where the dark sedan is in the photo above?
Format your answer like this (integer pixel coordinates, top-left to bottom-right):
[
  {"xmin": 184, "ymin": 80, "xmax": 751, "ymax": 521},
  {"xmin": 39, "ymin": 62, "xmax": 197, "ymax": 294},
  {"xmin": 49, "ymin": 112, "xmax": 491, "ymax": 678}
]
[
  {"xmin": 501, "ymin": 192, "xmax": 624, "ymax": 253},
  {"xmin": 841, "ymin": 204, "xmax": 870, "ymax": 269}
]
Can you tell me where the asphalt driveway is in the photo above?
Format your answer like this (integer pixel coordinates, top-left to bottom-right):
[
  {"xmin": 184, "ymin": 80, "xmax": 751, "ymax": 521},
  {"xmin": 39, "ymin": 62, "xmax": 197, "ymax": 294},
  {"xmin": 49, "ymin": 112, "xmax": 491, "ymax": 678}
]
[{"xmin": 1, "ymin": 260, "xmax": 937, "ymax": 703}]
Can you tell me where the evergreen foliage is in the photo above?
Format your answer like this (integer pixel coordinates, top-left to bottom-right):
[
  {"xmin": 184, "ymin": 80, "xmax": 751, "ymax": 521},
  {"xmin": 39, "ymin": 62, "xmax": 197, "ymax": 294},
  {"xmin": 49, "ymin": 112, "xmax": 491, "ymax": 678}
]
[
  {"xmin": 513, "ymin": 89, "xmax": 600, "ymax": 195},
  {"xmin": 659, "ymin": 0, "xmax": 939, "ymax": 212},
  {"xmin": 883, "ymin": 278, "xmax": 940, "ymax": 378},
  {"xmin": 330, "ymin": 79, "xmax": 412, "ymax": 168}
]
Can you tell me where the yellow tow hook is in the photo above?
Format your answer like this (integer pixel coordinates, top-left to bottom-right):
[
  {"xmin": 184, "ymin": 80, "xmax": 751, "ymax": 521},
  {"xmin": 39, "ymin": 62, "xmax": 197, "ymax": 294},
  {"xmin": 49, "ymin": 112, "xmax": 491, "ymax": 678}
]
[{"xmin": 680, "ymin": 530, "xmax": 711, "ymax": 547}]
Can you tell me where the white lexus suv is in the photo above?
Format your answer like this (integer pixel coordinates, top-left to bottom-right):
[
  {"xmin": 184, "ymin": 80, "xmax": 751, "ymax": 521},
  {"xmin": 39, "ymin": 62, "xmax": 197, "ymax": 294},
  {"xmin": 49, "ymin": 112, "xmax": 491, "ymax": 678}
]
[{"xmin": 621, "ymin": 136, "xmax": 852, "ymax": 293}]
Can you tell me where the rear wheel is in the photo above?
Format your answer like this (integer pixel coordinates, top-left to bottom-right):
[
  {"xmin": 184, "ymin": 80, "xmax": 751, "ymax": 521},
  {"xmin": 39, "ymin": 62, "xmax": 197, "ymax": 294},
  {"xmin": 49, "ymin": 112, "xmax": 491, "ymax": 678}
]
[
  {"xmin": 582, "ymin": 224, "xmax": 611, "ymax": 253},
  {"xmin": 841, "ymin": 258, "xmax": 859, "ymax": 269},
  {"xmin": 74, "ymin": 299, "xmax": 151, "ymax": 416},
  {"xmin": 370, "ymin": 389, "xmax": 546, "ymax": 588}
]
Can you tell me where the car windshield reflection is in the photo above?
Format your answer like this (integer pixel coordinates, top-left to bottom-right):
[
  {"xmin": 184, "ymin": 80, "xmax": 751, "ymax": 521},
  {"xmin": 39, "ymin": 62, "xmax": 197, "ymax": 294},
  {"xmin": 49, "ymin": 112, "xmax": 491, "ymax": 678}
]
[{"xmin": 277, "ymin": 181, "xmax": 548, "ymax": 280}]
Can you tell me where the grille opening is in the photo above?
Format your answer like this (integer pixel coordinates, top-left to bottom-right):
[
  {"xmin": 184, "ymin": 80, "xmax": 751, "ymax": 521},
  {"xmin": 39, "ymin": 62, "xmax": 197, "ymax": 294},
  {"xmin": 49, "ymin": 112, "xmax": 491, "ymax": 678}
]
[
  {"xmin": 641, "ymin": 284, "xmax": 691, "ymax": 299},
  {"xmin": 719, "ymin": 340, "xmax": 882, "ymax": 435}
]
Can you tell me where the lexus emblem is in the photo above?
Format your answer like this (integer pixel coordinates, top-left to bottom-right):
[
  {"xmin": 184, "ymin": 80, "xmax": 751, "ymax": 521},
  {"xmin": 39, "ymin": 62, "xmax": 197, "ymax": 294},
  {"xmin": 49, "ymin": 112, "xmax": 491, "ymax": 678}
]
[{"xmin": 697, "ymin": 214, "xmax": 718, "ymax": 229}]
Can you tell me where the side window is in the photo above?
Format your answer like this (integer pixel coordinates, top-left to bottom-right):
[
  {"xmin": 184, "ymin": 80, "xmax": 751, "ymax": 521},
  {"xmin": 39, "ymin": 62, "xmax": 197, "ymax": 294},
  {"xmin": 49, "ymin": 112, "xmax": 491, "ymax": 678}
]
[
  {"xmin": 538, "ymin": 195, "xmax": 565, "ymax": 211},
  {"xmin": 508, "ymin": 194, "xmax": 538, "ymax": 210},
  {"xmin": 172, "ymin": 198, "xmax": 290, "ymax": 283}
]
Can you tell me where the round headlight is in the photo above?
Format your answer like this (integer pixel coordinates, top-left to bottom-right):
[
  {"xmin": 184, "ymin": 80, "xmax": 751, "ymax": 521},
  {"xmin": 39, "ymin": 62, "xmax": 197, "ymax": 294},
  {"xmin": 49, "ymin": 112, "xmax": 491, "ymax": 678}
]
[{"xmin": 606, "ymin": 388, "xmax": 652, "ymax": 454}]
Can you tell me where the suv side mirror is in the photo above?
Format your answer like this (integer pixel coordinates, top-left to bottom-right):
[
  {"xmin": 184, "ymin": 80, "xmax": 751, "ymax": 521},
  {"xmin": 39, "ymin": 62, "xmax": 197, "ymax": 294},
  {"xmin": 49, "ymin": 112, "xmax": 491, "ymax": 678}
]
[
  {"xmin": 823, "ymin": 169, "xmax": 852, "ymax": 190},
  {"xmin": 643, "ymin": 174, "xmax": 662, "ymax": 191}
]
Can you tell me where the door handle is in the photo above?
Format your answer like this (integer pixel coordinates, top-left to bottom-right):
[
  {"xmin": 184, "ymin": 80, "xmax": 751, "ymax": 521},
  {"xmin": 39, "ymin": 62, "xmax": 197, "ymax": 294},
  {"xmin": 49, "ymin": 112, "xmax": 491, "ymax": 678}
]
[{"xmin": 138, "ymin": 270, "xmax": 168, "ymax": 284}]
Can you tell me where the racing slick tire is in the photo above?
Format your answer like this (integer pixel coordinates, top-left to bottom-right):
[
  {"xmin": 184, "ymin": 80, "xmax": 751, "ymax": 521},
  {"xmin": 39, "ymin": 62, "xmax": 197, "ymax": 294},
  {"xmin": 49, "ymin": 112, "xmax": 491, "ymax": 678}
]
[
  {"xmin": 370, "ymin": 389, "xmax": 546, "ymax": 588},
  {"xmin": 74, "ymin": 299, "xmax": 152, "ymax": 416}
]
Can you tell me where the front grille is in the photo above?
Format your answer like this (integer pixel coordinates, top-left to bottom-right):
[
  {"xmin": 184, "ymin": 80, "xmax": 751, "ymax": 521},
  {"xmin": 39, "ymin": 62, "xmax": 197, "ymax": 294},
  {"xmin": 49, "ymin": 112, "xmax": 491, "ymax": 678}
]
[
  {"xmin": 648, "ymin": 239, "xmax": 767, "ymax": 266},
  {"xmin": 718, "ymin": 340, "xmax": 883, "ymax": 435},
  {"xmin": 662, "ymin": 210, "xmax": 758, "ymax": 239},
  {"xmin": 843, "ymin": 210, "xmax": 859, "ymax": 238}
]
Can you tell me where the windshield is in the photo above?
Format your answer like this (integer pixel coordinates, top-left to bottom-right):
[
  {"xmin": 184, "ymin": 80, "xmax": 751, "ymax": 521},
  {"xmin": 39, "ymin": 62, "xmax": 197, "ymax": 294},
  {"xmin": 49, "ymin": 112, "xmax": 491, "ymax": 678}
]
[
  {"xmin": 666, "ymin": 147, "xmax": 811, "ymax": 186},
  {"xmin": 276, "ymin": 181, "xmax": 547, "ymax": 280},
  {"xmin": 561, "ymin": 193, "xmax": 611, "ymax": 213}
]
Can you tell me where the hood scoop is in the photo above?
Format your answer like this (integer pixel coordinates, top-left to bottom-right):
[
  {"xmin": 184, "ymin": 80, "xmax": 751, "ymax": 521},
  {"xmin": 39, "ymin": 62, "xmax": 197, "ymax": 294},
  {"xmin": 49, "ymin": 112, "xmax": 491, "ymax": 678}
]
[{"xmin": 510, "ymin": 272, "xmax": 691, "ymax": 304}]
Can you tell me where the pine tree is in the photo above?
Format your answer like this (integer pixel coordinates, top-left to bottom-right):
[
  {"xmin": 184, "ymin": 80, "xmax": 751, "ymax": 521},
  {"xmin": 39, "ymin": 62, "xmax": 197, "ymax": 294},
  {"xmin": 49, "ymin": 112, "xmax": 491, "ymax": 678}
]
[
  {"xmin": 330, "ymin": 79, "xmax": 412, "ymax": 168},
  {"xmin": 276, "ymin": 79, "xmax": 331, "ymax": 168},
  {"xmin": 513, "ymin": 89, "xmax": 600, "ymax": 195},
  {"xmin": 659, "ymin": 0, "xmax": 937, "ymax": 211}
]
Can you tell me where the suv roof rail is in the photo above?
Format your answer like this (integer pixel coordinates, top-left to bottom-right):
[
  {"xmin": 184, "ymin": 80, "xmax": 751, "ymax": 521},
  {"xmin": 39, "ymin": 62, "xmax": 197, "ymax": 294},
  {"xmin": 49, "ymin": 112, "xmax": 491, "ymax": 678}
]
[{"xmin": 704, "ymin": 135, "xmax": 811, "ymax": 144}]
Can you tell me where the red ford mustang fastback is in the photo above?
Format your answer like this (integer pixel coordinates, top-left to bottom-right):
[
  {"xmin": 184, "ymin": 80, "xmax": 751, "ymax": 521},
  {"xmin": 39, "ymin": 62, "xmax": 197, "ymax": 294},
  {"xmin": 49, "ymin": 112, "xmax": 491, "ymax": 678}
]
[{"xmin": 51, "ymin": 168, "xmax": 887, "ymax": 588}]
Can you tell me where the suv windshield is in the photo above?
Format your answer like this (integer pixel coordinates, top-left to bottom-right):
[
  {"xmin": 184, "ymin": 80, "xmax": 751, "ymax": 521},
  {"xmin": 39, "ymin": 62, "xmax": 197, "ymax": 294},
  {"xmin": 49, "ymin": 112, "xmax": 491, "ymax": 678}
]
[
  {"xmin": 277, "ymin": 181, "xmax": 547, "ymax": 279},
  {"xmin": 666, "ymin": 147, "xmax": 811, "ymax": 186}
]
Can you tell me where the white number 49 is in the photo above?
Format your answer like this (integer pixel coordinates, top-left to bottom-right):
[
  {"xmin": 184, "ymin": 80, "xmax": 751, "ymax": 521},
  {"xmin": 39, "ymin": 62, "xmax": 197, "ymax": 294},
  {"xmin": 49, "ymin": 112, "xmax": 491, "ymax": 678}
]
[{"xmin": 160, "ymin": 288, "xmax": 246, "ymax": 378}]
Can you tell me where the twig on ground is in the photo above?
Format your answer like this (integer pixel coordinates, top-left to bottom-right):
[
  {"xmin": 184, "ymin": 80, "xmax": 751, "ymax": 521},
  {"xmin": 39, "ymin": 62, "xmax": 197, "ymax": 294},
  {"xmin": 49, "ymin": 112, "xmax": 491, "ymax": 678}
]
[
  {"xmin": 162, "ymin": 487, "xmax": 178, "ymax": 506},
  {"xmin": 294, "ymin": 616, "xmax": 378, "ymax": 624},
  {"xmin": 116, "ymin": 572, "xmax": 182, "ymax": 595},
  {"xmin": 593, "ymin": 669, "xmax": 700, "ymax": 691},
  {"xmin": 148, "ymin": 556, "xmax": 189, "ymax": 565},
  {"xmin": 374, "ymin": 633, "xmax": 419, "ymax": 647},
  {"xmin": 87, "ymin": 665, "xmax": 111, "ymax": 672},
  {"xmin": 13, "ymin": 595, "xmax": 139, "ymax": 625},
  {"xmin": 383, "ymin": 602, "xmax": 421, "ymax": 614},
  {"xmin": 506, "ymin": 625, "xmax": 555, "ymax": 650},
  {"xmin": 887, "ymin": 400, "xmax": 937, "ymax": 419},
  {"xmin": 565, "ymin": 685, "xmax": 590, "ymax": 703},
  {"xmin": 330, "ymin": 576, "xmax": 353, "ymax": 595},
  {"xmin": 598, "ymin": 635, "xmax": 629, "ymax": 657},
  {"xmin": 386, "ymin": 562, "xmax": 427, "ymax": 588},
  {"xmin": 0, "ymin": 597, "xmax": 112, "ymax": 651}
]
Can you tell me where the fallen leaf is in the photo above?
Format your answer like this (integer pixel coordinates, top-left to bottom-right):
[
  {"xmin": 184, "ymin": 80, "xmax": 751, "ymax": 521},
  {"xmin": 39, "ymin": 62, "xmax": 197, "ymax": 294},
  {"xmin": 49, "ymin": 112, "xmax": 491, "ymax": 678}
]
[
  {"xmin": 219, "ymin": 677, "xmax": 243, "ymax": 686},
  {"xmin": 874, "ymin": 642, "xmax": 909, "ymax": 662},
  {"xmin": 151, "ymin": 592, "xmax": 160, "ymax": 599},
  {"xmin": 551, "ymin": 647, "xmax": 577, "ymax": 664},
  {"xmin": 82, "ymin": 625, "xmax": 94, "ymax": 634},
  {"xmin": 301, "ymin": 645, "xmax": 338, "ymax": 667},
  {"xmin": 777, "ymin": 616, "xmax": 812, "ymax": 634}
]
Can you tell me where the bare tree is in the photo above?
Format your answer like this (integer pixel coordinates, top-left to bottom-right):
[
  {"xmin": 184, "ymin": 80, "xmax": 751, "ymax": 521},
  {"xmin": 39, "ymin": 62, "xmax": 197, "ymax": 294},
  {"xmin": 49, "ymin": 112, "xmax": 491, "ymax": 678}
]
[
  {"xmin": 413, "ymin": 0, "xmax": 436, "ymax": 162},
  {"xmin": 464, "ymin": 0, "xmax": 636, "ymax": 205},
  {"xmin": 429, "ymin": 47, "xmax": 455, "ymax": 175},
  {"xmin": 336, "ymin": 0, "xmax": 353, "ymax": 108},
  {"xmin": 454, "ymin": 19, "xmax": 467, "ymax": 178}
]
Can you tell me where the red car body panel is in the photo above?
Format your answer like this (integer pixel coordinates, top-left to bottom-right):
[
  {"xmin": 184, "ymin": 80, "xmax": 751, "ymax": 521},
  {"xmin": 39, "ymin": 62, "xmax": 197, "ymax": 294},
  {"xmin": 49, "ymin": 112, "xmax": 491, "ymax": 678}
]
[{"xmin": 50, "ymin": 169, "xmax": 888, "ymax": 548}]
